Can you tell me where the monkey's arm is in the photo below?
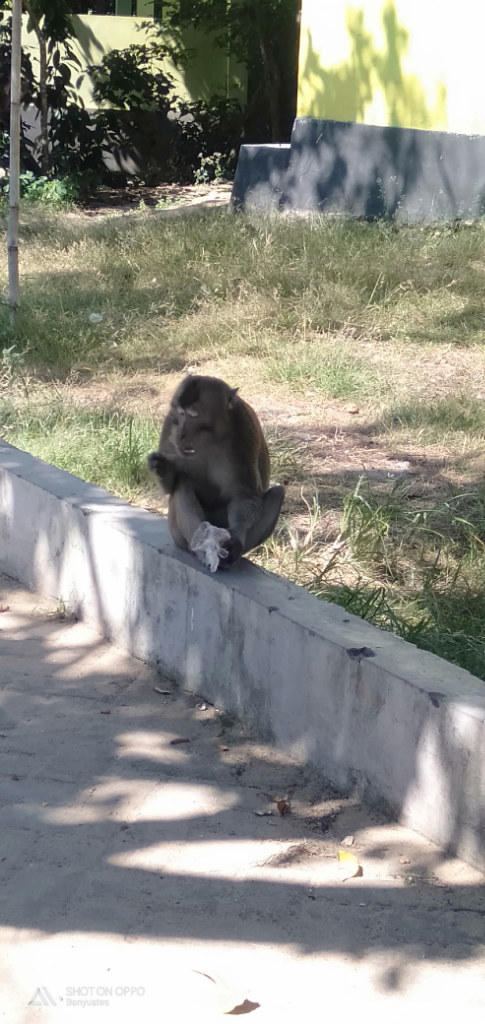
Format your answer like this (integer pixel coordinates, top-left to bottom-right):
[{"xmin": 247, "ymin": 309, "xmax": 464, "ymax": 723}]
[{"xmin": 148, "ymin": 409, "xmax": 184, "ymax": 494}]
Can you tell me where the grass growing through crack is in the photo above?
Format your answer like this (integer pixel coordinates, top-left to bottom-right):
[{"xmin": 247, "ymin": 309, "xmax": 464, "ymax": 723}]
[{"xmin": 1, "ymin": 204, "xmax": 485, "ymax": 676}]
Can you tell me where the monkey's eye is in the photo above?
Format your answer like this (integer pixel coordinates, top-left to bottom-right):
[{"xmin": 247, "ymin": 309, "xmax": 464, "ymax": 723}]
[{"xmin": 186, "ymin": 407, "xmax": 199, "ymax": 418}]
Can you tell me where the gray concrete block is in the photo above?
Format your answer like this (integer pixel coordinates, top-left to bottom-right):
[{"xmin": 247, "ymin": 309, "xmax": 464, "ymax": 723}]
[
  {"xmin": 286, "ymin": 118, "xmax": 485, "ymax": 222},
  {"xmin": 1, "ymin": 440, "xmax": 485, "ymax": 869},
  {"xmin": 231, "ymin": 118, "xmax": 485, "ymax": 222},
  {"xmin": 231, "ymin": 144, "xmax": 291, "ymax": 212}
]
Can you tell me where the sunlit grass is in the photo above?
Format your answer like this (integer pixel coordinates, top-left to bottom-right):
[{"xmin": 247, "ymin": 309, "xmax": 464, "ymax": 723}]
[{"xmin": 1, "ymin": 205, "xmax": 485, "ymax": 677}]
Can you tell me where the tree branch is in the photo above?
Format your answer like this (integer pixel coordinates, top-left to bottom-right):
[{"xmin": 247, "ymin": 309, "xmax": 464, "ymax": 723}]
[{"xmin": 23, "ymin": 0, "xmax": 49, "ymax": 175}]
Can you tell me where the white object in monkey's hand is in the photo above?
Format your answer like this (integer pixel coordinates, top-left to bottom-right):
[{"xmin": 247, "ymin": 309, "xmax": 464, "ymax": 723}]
[{"xmin": 190, "ymin": 522, "xmax": 231, "ymax": 573}]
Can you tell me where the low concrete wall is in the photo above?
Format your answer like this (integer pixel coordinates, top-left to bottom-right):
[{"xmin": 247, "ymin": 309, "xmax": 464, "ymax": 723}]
[
  {"xmin": 232, "ymin": 118, "xmax": 485, "ymax": 222},
  {"xmin": 1, "ymin": 440, "xmax": 485, "ymax": 870}
]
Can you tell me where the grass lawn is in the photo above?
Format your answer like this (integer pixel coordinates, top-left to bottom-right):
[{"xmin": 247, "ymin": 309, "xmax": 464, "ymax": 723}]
[{"xmin": 1, "ymin": 202, "xmax": 485, "ymax": 678}]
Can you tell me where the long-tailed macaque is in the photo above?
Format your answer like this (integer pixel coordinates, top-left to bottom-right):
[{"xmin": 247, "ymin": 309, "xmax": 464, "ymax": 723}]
[{"xmin": 148, "ymin": 375, "xmax": 284, "ymax": 571}]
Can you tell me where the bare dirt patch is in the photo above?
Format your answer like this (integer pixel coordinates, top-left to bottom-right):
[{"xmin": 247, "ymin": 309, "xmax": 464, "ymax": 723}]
[{"xmin": 79, "ymin": 181, "xmax": 233, "ymax": 219}]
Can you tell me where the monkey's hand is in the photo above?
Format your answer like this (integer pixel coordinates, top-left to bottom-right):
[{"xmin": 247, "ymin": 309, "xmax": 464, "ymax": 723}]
[
  {"xmin": 190, "ymin": 522, "xmax": 232, "ymax": 573},
  {"xmin": 220, "ymin": 534, "xmax": 243, "ymax": 566},
  {"xmin": 147, "ymin": 451, "xmax": 177, "ymax": 495}
]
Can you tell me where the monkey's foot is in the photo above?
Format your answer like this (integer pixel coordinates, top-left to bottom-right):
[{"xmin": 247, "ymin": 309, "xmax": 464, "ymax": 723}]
[{"xmin": 189, "ymin": 522, "xmax": 231, "ymax": 573}]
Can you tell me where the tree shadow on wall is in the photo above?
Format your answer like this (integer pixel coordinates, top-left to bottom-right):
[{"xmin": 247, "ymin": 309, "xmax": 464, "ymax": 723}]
[
  {"xmin": 286, "ymin": 1, "xmax": 452, "ymax": 220},
  {"xmin": 299, "ymin": 0, "xmax": 447, "ymax": 131}
]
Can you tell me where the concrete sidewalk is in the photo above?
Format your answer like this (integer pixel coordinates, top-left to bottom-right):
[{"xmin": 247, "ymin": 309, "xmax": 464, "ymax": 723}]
[{"xmin": 0, "ymin": 572, "xmax": 484, "ymax": 1024}]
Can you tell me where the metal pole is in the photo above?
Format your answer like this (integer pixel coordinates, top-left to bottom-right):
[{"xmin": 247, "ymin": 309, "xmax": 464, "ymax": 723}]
[{"xmin": 8, "ymin": 0, "xmax": 22, "ymax": 326}]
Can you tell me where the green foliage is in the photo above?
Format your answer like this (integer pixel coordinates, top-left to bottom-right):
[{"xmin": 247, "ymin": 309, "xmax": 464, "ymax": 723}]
[
  {"xmin": 48, "ymin": 105, "xmax": 106, "ymax": 192},
  {"xmin": 0, "ymin": 170, "xmax": 79, "ymax": 203},
  {"xmin": 0, "ymin": 8, "xmax": 37, "ymax": 169},
  {"xmin": 24, "ymin": 0, "xmax": 74, "ymax": 44},
  {"xmin": 171, "ymin": 96, "xmax": 243, "ymax": 180},
  {"xmin": 0, "ymin": 0, "xmax": 86, "ymax": 179},
  {"xmin": 269, "ymin": 352, "xmax": 378, "ymax": 400},
  {"xmin": 1, "ymin": 2, "xmax": 243, "ymax": 189},
  {"xmin": 194, "ymin": 152, "xmax": 230, "ymax": 185},
  {"xmin": 0, "ymin": 0, "xmax": 299, "ymax": 199},
  {"xmin": 166, "ymin": 0, "xmax": 300, "ymax": 140},
  {"xmin": 88, "ymin": 43, "xmax": 243, "ymax": 183},
  {"xmin": 90, "ymin": 41, "xmax": 176, "ymax": 112},
  {"xmin": 0, "ymin": 342, "xmax": 27, "ymax": 385}
]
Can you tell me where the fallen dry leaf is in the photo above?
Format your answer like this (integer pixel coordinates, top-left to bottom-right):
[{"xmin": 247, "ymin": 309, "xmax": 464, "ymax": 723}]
[
  {"xmin": 341, "ymin": 835, "xmax": 355, "ymax": 847},
  {"xmin": 170, "ymin": 737, "xmax": 190, "ymax": 745},
  {"xmin": 193, "ymin": 971, "xmax": 259, "ymax": 1015},
  {"xmin": 154, "ymin": 687, "xmax": 172, "ymax": 695},
  {"xmin": 262, "ymin": 792, "xmax": 291, "ymax": 814},
  {"xmin": 218, "ymin": 744, "xmax": 229, "ymax": 752},
  {"xmin": 11, "ymin": 774, "xmax": 19, "ymax": 781},
  {"xmin": 338, "ymin": 850, "xmax": 363, "ymax": 879},
  {"xmin": 255, "ymin": 810, "xmax": 273, "ymax": 817},
  {"xmin": 276, "ymin": 798, "xmax": 291, "ymax": 816},
  {"xmin": 0, "ymin": 606, "xmax": 10, "ymax": 613},
  {"xmin": 399, "ymin": 855, "xmax": 411, "ymax": 865},
  {"xmin": 338, "ymin": 850, "xmax": 357, "ymax": 864}
]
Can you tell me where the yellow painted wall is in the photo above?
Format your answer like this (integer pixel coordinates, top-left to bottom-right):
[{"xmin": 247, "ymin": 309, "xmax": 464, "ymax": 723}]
[
  {"xmin": 22, "ymin": 14, "xmax": 246, "ymax": 108},
  {"xmin": 298, "ymin": 0, "xmax": 485, "ymax": 135}
]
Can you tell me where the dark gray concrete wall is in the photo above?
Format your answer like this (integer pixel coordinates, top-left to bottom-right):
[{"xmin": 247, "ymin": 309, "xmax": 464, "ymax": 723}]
[
  {"xmin": 232, "ymin": 118, "xmax": 485, "ymax": 223},
  {"xmin": 231, "ymin": 144, "xmax": 291, "ymax": 212}
]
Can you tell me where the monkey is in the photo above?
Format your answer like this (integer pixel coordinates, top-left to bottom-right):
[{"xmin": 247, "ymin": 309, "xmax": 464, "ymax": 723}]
[{"xmin": 148, "ymin": 375, "xmax": 285, "ymax": 572}]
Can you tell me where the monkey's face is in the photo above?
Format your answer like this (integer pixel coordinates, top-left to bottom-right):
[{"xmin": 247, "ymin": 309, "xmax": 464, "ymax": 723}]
[
  {"xmin": 168, "ymin": 375, "xmax": 238, "ymax": 458},
  {"xmin": 169, "ymin": 403, "xmax": 200, "ymax": 458}
]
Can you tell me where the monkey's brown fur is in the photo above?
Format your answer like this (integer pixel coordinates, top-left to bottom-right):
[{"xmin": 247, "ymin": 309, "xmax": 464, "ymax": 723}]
[{"xmin": 148, "ymin": 375, "xmax": 284, "ymax": 569}]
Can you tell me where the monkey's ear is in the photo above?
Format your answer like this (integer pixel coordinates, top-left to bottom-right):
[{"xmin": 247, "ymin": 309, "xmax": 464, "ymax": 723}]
[{"xmin": 228, "ymin": 387, "xmax": 239, "ymax": 408}]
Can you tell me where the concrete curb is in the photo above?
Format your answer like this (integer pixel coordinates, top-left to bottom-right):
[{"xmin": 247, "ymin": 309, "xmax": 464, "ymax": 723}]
[{"xmin": 1, "ymin": 440, "xmax": 484, "ymax": 869}]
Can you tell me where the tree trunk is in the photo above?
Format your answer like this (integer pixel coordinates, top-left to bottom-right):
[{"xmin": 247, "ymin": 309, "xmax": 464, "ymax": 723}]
[
  {"xmin": 24, "ymin": 0, "xmax": 49, "ymax": 175},
  {"xmin": 258, "ymin": 31, "xmax": 281, "ymax": 142},
  {"xmin": 8, "ymin": 0, "xmax": 22, "ymax": 323}
]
